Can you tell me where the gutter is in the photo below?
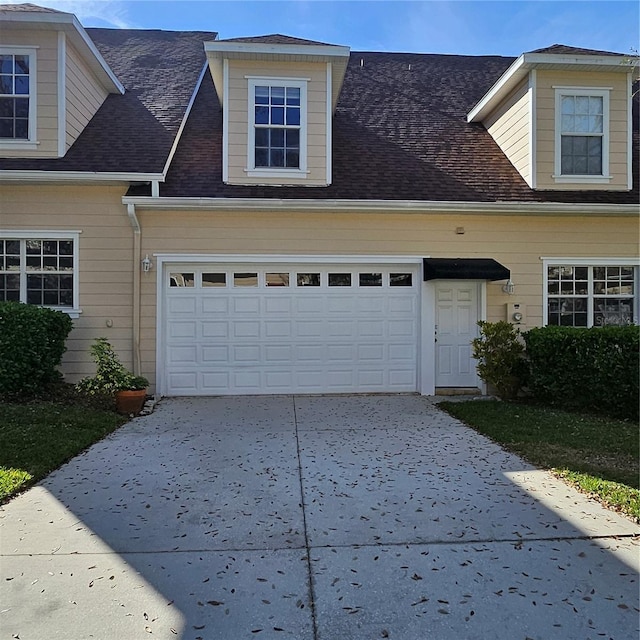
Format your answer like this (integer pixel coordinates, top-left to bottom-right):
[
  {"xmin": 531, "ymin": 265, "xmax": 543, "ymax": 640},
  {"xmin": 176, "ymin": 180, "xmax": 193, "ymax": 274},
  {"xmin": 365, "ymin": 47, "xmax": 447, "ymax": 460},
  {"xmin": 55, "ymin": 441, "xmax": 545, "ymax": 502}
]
[
  {"xmin": 0, "ymin": 171, "xmax": 164, "ymax": 183},
  {"xmin": 126, "ymin": 204, "xmax": 142, "ymax": 377},
  {"xmin": 121, "ymin": 196, "xmax": 639, "ymax": 216}
]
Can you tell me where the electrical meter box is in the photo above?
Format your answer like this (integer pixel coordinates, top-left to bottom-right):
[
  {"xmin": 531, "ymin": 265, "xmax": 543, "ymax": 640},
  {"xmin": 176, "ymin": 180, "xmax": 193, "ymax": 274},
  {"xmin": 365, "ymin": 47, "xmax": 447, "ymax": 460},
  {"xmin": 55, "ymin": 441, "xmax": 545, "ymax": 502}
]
[{"xmin": 507, "ymin": 302, "xmax": 525, "ymax": 325}]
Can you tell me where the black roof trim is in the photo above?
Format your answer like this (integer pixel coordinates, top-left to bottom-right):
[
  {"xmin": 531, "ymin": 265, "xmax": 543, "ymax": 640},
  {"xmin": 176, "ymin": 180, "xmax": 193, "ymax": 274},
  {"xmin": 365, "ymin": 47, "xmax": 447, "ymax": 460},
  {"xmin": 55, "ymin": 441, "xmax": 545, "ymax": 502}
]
[{"xmin": 423, "ymin": 258, "xmax": 510, "ymax": 281}]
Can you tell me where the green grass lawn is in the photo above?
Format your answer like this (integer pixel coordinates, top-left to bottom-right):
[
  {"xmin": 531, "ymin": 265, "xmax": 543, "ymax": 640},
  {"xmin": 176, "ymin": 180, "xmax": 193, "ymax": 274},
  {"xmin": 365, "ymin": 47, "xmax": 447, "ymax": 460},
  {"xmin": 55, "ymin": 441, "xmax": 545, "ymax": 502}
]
[
  {"xmin": 0, "ymin": 402, "xmax": 127, "ymax": 502},
  {"xmin": 439, "ymin": 400, "xmax": 640, "ymax": 522}
]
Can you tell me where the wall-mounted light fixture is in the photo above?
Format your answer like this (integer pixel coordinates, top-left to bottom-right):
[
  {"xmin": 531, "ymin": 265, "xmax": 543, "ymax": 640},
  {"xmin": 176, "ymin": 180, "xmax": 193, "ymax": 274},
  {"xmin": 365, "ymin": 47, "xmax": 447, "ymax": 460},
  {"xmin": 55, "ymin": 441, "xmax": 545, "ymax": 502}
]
[
  {"xmin": 502, "ymin": 279, "xmax": 515, "ymax": 295},
  {"xmin": 142, "ymin": 254, "xmax": 153, "ymax": 272}
]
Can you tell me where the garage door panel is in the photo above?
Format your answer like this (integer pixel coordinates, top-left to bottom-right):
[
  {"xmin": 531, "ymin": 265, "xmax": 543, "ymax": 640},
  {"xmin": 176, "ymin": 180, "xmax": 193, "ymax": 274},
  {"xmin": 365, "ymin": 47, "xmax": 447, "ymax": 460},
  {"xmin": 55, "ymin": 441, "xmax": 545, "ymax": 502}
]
[
  {"xmin": 202, "ymin": 297, "xmax": 228, "ymax": 314},
  {"xmin": 202, "ymin": 321, "xmax": 228, "ymax": 338},
  {"xmin": 164, "ymin": 263, "xmax": 419, "ymax": 395}
]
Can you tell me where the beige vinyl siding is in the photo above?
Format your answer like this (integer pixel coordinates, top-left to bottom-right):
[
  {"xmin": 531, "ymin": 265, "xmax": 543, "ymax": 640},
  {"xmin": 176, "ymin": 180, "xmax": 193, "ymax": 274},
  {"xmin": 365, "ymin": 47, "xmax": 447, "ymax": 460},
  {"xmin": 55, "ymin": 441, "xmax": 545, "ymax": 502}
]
[
  {"xmin": 0, "ymin": 30, "xmax": 59, "ymax": 157},
  {"xmin": 65, "ymin": 42, "xmax": 108, "ymax": 151},
  {"xmin": 137, "ymin": 208, "xmax": 638, "ymax": 388},
  {"xmin": 484, "ymin": 79, "xmax": 531, "ymax": 185},
  {"xmin": 0, "ymin": 184, "xmax": 134, "ymax": 379},
  {"xmin": 226, "ymin": 59, "xmax": 328, "ymax": 185},
  {"xmin": 536, "ymin": 70, "xmax": 629, "ymax": 190}
]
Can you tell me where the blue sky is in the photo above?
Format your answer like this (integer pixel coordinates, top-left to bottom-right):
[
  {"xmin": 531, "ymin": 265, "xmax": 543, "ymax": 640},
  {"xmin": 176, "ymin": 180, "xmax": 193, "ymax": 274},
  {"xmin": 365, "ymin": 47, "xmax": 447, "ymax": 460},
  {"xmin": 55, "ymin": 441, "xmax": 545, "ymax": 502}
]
[{"xmin": 8, "ymin": 1, "xmax": 640, "ymax": 57}]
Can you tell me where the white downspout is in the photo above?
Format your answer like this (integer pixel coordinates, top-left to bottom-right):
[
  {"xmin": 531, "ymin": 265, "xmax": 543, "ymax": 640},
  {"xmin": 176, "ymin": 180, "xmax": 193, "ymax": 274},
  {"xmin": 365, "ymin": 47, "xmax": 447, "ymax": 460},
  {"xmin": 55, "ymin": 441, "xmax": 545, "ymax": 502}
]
[{"xmin": 126, "ymin": 203, "xmax": 142, "ymax": 375}]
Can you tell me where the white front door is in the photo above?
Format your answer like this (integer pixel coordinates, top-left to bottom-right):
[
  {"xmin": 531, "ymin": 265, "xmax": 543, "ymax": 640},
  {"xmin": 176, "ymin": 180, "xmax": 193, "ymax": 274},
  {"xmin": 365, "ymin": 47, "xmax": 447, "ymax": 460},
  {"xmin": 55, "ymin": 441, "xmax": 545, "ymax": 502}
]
[{"xmin": 435, "ymin": 281, "xmax": 480, "ymax": 388}]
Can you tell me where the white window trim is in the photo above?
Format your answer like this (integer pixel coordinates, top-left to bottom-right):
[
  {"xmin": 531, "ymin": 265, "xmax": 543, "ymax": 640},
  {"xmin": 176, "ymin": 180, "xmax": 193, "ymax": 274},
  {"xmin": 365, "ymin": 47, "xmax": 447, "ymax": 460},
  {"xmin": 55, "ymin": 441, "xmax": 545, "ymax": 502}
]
[
  {"xmin": 541, "ymin": 257, "xmax": 639, "ymax": 328},
  {"xmin": 0, "ymin": 230, "xmax": 82, "ymax": 318},
  {"xmin": 553, "ymin": 87, "xmax": 611, "ymax": 183},
  {"xmin": 0, "ymin": 46, "xmax": 38, "ymax": 149},
  {"xmin": 245, "ymin": 77, "xmax": 308, "ymax": 178}
]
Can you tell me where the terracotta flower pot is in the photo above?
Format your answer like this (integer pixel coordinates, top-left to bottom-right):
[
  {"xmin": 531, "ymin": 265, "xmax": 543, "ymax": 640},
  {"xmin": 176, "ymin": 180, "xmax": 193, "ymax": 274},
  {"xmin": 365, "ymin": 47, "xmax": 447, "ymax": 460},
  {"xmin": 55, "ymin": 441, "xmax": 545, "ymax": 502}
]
[{"xmin": 115, "ymin": 389, "xmax": 147, "ymax": 415}]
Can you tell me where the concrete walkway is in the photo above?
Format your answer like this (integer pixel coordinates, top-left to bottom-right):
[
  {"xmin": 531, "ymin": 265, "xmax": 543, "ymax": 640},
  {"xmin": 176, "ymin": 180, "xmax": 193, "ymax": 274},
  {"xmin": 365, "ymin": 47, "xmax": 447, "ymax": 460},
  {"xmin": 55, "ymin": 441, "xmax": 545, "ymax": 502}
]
[{"xmin": 1, "ymin": 395, "xmax": 638, "ymax": 639}]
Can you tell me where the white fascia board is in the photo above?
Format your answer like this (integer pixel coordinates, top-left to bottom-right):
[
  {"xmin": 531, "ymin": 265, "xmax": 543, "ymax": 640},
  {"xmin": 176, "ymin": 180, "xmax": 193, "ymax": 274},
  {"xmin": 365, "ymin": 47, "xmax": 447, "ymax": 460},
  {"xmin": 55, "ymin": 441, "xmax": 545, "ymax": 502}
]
[
  {"xmin": 0, "ymin": 9, "xmax": 124, "ymax": 94},
  {"xmin": 0, "ymin": 171, "xmax": 164, "ymax": 183},
  {"xmin": 162, "ymin": 62, "xmax": 209, "ymax": 177},
  {"xmin": 121, "ymin": 196, "xmax": 638, "ymax": 216},
  {"xmin": 205, "ymin": 41, "xmax": 350, "ymax": 59},
  {"xmin": 467, "ymin": 52, "xmax": 629, "ymax": 123},
  {"xmin": 467, "ymin": 55, "xmax": 526, "ymax": 123}
]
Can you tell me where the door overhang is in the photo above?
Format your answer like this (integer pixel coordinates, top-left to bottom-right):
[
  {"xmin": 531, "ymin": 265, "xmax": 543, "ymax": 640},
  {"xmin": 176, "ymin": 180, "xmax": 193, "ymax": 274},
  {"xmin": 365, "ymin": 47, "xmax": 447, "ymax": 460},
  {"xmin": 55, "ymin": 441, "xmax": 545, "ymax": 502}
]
[{"xmin": 423, "ymin": 258, "xmax": 510, "ymax": 281}]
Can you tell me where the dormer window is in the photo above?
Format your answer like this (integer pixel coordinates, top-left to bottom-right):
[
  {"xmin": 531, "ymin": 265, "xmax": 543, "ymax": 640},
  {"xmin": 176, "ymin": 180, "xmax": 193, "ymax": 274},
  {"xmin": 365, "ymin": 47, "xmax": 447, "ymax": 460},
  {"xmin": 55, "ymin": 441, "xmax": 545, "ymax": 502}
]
[
  {"xmin": 0, "ymin": 49, "xmax": 35, "ymax": 142},
  {"xmin": 554, "ymin": 88, "xmax": 610, "ymax": 183},
  {"xmin": 247, "ymin": 77, "xmax": 307, "ymax": 178}
]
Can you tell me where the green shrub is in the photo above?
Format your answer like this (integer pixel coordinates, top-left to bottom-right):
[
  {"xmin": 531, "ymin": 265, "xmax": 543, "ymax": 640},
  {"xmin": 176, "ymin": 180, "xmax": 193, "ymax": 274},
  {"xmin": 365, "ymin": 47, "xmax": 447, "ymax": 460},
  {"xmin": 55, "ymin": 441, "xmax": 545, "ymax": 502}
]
[
  {"xmin": 472, "ymin": 321, "xmax": 526, "ymax": 399},
  {"xmin": 0, "ymin": 302, "xmax": 73, "ymax": 397},
  {"xmin": 524, "ymin": 325, "xmax": 639, "ymax": 421},
  {"xmin": 76, "ymin": 337, "xmax": 148, "ymax": 395}
]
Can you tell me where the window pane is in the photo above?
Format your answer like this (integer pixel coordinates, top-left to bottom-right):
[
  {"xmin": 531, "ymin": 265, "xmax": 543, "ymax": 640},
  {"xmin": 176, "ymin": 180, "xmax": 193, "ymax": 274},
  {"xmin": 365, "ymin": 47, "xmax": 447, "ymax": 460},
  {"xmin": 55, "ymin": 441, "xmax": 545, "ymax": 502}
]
[
  {"xmin": 286, "ymin": 87, "xmax": 300, "ymax": 105},
  {"xmin": 286, "ymin": 107, "xmax": 300, "ymax": 126},
  {"xmin": 286, "ymin": 129, "xmax": 299, "ymax": 147},
  {"xmin": 14, "ymin": 55, "xmax": 29, "ymax": 74},
  {"xmin": 255, "ymin": 86, "xmax": 269, "ymax": 104},
  {"xmin": 0, "ymin": 119, "xmax": 14, "ymax": 137},
  {"xmin": 297, "ymin": 273, "xmax": 320, "ymax": 286},
  {"xmin": 561, "ymin": 95, "xmax": 574, "ymax": 115},
  {"xmin": 14, "ymin": 118, "xmax": 28, "ymax": 139},
  {"xmin": 270, "ymin": 128, "xmax": 284, "ymax": 147},
  {"xmin": 589, "ymin": 96, "xmax": 603, "ymax": 115},
  {"xmin": 14, "ymin": 76, "xmax": 29, "ymax": 95},
  {"xmin": 255, "ymin": 147, "xmax": 269, "ymax": 167},
  {"xmin": 0, "ymin": 56, "xmax": 12, "ymax": 74},
  {"xmin": 271, "ymin": 106, "xmax": 284, "ymax": 125},
  {"xmin": 271, "ymin": 86, "xmax": 285, "ymax": 105},
  {"xmin": 202, "ymin": 273, "xmax": 226, "ymax": 287},
  {"xmin": 0, "ymin": 98, "xmax": 12, "ymax": 117},
  {"xmin": 234, "ymin": 272, "xmax": 258, "ymax": 287},
  {"xmin": 0, "ymin": 75, "xmax": 12, "ymax": 95},
  {"xmin": 266, "ymin": 273, "xmax": 289, "ymax": 287},
  {"xmin": 575, "ymin": 96, "xmax": 589, "ymax": 114},
  {"xmin": 390, "ymin": 273, "xmax": 412, "ymax": 286},
  {"xmin": 270, "ymin": 148, "xmax": 284, "ymax": 167},
  {"xmin": 329, "ymin": 273, "xmax": 351, "ymax": 286},
  {"xmin": 169, "ymin": 272, "xmax": 195, "ymax": 287},
  {"xmin": 255, "ymin": 128, "xmax": 269, "ymax": 146},
  {"xmin": 359, "ymin": 273, "xmax": 382, "ymax": 287},
  {"xmin": 255, "ymin": 106, "xmax": 269, "ymax": 124},
  {"xmin": 285, "ymin": 150, "xmax": 299, "ymax": 168}
]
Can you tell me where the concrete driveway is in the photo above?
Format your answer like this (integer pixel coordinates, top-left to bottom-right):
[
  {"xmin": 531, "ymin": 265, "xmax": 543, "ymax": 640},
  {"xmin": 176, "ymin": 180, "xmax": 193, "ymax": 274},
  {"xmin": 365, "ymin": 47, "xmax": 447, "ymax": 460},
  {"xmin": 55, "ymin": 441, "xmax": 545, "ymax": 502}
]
[{"xmin": 1, "ymin": 395, "xmax": 638, "ymax": 639}]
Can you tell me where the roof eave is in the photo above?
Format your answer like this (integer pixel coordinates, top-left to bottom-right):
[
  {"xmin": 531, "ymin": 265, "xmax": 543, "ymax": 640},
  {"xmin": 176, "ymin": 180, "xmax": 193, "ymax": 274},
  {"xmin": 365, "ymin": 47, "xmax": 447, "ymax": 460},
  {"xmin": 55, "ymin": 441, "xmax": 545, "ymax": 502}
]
[
  {"xmin": 467, "ymin": 52, "xmax": 632, "ymax": 123},
  {"xmin": 0, "ymin": 170, "xmax": 164, "ymax": 183},
  {"xmin": 204, "ymin": 41, "xmax": 351, "ymax": 59},
  {"xmin": 121, "ymin": 196, "xmax": 638, "ymax": 216}
]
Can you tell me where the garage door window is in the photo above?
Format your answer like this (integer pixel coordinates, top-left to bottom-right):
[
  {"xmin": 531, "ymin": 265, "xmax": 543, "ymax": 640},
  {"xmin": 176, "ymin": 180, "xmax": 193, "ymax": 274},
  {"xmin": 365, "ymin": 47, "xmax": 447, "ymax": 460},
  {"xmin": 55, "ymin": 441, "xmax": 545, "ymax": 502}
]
[
  {"xmin": 234, "ymin": 272, "xmax": 258, "ymax": 287},
  {"xmin": 391, "ymin": 273, "xmax": 412, "ymax": 286},
  {"xmin": 202, "ymin": 273, "xmax": 226, "ymax": 287},
  {"xmin": 297, "ymin": 273, "xmax": 320, "ymax": 286},
  {"xmin": 359, "ymin": 272, "xmax": 382, "ymax": 287},
  {"xmin": 266, "ymin": 273, "xmax": 290, "ymax": 287},
  {"xmin": 329, "ymin": 273, "xmax": 351, "ymax": 286},
  {"xmin": 170, "ymin": 272, "xmax": 194, "ymax": 287}
]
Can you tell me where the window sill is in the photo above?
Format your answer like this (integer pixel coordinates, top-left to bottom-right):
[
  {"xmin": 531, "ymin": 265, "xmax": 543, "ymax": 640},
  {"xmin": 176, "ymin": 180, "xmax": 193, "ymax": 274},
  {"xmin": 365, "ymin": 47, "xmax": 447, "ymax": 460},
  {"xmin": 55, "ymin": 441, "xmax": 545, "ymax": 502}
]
[
  {"xmin": 552, "ymin": 174, "xmax": 612, "ymax": 184},
  {"xmin": 48, "ymin": 307, "xmax": 82, "ymax": 319},
  {"xmin": 0, "ymin": 140, "xmax": 39, "ymax": 151},
  {"xmin": 245, "ymin": 168, "xmax": 310, "ymax": 179}
]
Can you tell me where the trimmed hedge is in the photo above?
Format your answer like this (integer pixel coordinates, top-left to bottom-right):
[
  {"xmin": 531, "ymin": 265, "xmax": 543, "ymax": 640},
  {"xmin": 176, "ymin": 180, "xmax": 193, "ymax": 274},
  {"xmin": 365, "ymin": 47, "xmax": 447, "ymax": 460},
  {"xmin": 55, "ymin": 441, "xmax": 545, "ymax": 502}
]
[
  {"xmin": 524, "ymin": 325, "xmax": 639, "ymax": 421},
  {"xmin": 0, "ymin": 302, "xmax": 73, "ymax": 397}
]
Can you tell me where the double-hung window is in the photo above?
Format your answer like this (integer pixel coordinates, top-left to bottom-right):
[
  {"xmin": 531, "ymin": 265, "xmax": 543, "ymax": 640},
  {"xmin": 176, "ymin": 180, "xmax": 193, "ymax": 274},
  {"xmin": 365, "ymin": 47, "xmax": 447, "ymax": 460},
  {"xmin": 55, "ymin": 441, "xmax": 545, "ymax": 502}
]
[
  {"xmin": 0, "ymin": 48, "xmax": 36, "ymax": 143},
  {"xmin": 0, "ymin": 233, "xmax": 80, "ymax": 317},
  {"xmin": 545, "ymin": 260, "xmax": 638, "ymax": 327},
  {"xmin": 554, "ymin": 88, "xmax": 610, "ymax": 182},
  {"xmin": 247, "ymin": 77, "xmax": 307, "ymax": 177}
]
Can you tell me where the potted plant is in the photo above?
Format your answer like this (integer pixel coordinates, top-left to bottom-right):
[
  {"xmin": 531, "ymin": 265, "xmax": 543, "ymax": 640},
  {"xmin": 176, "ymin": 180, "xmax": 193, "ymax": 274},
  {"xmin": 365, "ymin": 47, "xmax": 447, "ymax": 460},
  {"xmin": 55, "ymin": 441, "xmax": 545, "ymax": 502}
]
[{"xmin": 76, "ymin": 337, "xmax": 149, "ymax": 415}]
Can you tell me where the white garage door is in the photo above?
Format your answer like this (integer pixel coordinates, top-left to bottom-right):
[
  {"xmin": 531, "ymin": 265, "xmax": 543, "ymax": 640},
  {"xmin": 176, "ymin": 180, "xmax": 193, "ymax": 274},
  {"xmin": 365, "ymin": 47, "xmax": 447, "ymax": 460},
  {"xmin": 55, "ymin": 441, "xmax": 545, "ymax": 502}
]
[{"xmin": 162, "ymin": 263, "xmax": 419, "ymax": 395}]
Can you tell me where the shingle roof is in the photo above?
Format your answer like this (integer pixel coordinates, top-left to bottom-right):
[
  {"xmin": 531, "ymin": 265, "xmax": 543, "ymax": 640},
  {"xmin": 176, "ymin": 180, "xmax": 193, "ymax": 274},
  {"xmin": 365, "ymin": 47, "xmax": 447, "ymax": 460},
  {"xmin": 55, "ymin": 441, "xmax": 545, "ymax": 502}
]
[
  {"xmin": 0, "ymin": 3, "xmax": 64, "ymax": 12},
  {"xmin": 528, "ymin": 44, "xmax": 626, "ymax": 56},
  {"xmin": 0, "ymin": 27, "xmax": 215, "ymax": 174},
  {"xmin": 217, "ymin": 34, "xmax": 335, "ymax": 46},
  {"xmin": 154, "ymin": 50, "xmax": 638, "ymax": 204}
]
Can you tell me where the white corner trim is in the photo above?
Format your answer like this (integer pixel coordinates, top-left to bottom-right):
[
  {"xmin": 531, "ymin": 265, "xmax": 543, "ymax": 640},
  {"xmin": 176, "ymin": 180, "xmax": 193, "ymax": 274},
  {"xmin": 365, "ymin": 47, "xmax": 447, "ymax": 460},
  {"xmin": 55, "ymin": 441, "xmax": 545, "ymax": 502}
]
[
  {"xmin": 57, "ymin": 31, "xmax": 66, "ymax": 158},
  {"xmin": 628, "ymin": 72, "xmax": 633, "ymax": 191},
  {"xmin": 326, "ymin": 62, "xmax": 332, "ymax": 186},
  {"xmin": 528, "ymin": 68, "xmax": 537, "ymax": 189},
  {"xmin": 222, "ymin": 58, "xmax": 229, "ymax": 183},
  {"xmin": 162, "ymin": 62, "xmax": 208, "ymax": 178}
]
